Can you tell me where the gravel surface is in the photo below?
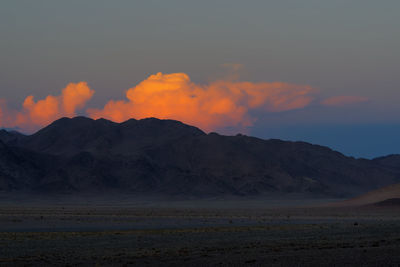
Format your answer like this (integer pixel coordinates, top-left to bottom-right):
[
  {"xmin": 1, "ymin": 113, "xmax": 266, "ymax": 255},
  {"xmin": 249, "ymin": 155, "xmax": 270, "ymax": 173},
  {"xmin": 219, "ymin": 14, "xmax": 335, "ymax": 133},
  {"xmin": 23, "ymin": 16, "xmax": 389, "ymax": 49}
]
[{"xmin": 1, "ymin": 202, "xmax": 400, "ymax": 266}]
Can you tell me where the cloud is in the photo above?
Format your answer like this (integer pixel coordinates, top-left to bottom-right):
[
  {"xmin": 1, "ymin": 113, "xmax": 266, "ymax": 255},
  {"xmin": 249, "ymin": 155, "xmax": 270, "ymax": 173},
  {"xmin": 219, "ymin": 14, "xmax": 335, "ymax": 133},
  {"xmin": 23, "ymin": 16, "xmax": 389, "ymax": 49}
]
[
  {"xmin": 1, "ymin": 73, "xmax": 318, "ymax": 133},
  {"xmin": 62, "ymin": 82, "xmax": 95, "ymax": 116},
  {"xmin": 88, "ymin": 72, "xmax": 315, "ymax": 131},
  {"xmin": 0, "ymin": 82, "xmax": 94, "ymax": 132},
  {"xmin": 0, "ymin": 100, "xmax": 17, "ymax": 129},
  {"xmin": 321, "ymin": 96, "xmax": 369, "ymax": 107}
]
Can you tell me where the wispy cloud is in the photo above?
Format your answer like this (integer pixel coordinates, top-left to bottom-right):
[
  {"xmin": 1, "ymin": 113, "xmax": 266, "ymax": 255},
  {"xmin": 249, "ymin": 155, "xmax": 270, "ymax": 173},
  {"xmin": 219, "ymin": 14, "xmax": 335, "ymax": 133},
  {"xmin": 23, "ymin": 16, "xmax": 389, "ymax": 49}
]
[{"xmin": 321, "ymin": 96, "xmax": 369, "ymax": 107}]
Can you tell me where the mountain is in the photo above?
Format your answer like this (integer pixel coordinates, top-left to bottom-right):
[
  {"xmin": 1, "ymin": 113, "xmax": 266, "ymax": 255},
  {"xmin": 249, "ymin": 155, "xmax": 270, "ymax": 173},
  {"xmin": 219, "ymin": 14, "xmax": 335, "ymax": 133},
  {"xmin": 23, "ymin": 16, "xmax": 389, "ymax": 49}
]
[
  {"xmin": 15, "ymin": 117, "xmax": 204, "ymax": 156},
  {"xmin": 0, "ymin": 117, "xmax": 399, "ymax": 197},
  {"xmin": 372, "ymin": 155, "xmax": 400, "ymax": 171},
  {"xmin": 0, "ymin": 129, "xmax": 25, "ymax": 145},
  {"xmin": 0, "ymin": 140, "xmax": 44, "ymax": 191}
]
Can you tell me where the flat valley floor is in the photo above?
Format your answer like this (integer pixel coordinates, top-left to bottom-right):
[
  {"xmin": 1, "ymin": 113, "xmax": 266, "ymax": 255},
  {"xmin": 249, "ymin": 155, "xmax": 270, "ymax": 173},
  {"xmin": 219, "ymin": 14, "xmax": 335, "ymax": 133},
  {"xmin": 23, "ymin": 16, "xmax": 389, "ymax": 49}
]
[{"xmin": 1, "ymin": 197, "xmax": 400, "ymax": 266}]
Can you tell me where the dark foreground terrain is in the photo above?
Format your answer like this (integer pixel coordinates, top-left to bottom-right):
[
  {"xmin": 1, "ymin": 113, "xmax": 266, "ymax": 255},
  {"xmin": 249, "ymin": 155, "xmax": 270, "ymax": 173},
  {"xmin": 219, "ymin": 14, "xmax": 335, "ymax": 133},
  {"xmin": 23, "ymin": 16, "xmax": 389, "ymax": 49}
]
[{"xmin": 1, "ymin": 197, "xmax": 400, "ymax": 266}]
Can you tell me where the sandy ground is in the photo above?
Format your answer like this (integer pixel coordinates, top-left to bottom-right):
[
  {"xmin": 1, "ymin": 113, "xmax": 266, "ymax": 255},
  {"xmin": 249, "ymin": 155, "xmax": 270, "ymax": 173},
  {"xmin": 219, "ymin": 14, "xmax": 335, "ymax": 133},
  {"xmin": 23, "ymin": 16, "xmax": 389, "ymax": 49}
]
[{"xmin": 1, "ymin": 198, "xmax": 400, "ymax": 266}]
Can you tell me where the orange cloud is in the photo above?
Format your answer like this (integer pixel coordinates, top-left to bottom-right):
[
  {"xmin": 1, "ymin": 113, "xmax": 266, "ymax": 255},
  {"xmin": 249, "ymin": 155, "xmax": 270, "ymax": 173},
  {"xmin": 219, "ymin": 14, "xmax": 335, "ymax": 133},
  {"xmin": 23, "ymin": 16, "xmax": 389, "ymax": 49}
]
[
  {"xmin": 0, "ymin": 73, "xmax": 317, "ymax": 133},
  {"xmin": 321, "ymin": 96, "xmax": 368, "ymax": 107},
  {"xmin": 88, "ymin": 72, "xmax": 315, "ymax": 131},
  {"xmin": 0, "ymin": 82, "xmax": 94, "ymax": 132},
  {"xmin": 0, "ymin": 100, "xmax": 17, "ymax": 130},
  {"xmin": 62, "ymin": 82, "xmax": 95, "ymax": 116}
]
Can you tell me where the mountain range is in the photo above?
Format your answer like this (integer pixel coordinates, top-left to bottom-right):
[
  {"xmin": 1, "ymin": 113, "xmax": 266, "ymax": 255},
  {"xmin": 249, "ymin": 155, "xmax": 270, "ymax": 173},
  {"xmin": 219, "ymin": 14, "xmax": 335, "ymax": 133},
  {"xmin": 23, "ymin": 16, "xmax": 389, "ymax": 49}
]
[{"xmin": 1, "ymin": 116, "xmax": 400, "ymax": 198}]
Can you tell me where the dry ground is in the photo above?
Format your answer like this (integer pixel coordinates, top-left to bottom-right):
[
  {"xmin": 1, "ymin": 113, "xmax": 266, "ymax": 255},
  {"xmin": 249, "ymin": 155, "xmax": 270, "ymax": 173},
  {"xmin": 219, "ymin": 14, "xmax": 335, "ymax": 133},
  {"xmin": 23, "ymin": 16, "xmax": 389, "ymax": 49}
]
[{"xmin": 1, "ymin": 199, "xmax": 400, "ymax": 266}]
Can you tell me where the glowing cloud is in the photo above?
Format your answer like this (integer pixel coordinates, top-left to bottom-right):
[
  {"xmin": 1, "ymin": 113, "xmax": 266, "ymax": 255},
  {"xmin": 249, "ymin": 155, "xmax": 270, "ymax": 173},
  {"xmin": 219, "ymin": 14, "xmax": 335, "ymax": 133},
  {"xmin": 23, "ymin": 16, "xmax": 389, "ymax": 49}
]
[
  {"xmin": 1, "ymin": 73, "xmax": 319, "ymax": 133},
  {"xmin": 88, "ymin": 72, "xmax": 315, "ymax": 131},
  {"xmin": 0, "ymin": 82, "xmax": 94, "ymax": 132},
  {"xmin": 321, "ymin": 96, "xmax": 369, "ymax": 107}
]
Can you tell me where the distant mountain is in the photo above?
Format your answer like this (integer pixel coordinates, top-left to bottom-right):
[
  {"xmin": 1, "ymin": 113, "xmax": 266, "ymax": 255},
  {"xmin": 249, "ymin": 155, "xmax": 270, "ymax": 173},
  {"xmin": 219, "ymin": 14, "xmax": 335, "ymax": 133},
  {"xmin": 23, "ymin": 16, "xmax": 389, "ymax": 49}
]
[{"xmin": 0, "ymin": 117, "xmax": 399, "ymax": 197}]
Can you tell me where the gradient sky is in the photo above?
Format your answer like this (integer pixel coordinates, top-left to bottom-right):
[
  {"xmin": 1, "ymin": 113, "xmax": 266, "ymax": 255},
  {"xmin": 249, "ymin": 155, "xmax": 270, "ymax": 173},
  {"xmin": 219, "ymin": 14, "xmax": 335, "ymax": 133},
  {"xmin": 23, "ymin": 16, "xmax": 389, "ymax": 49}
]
[{"xmin": 1, "ymin": 1, "xmax": 399, "ymax": 158}]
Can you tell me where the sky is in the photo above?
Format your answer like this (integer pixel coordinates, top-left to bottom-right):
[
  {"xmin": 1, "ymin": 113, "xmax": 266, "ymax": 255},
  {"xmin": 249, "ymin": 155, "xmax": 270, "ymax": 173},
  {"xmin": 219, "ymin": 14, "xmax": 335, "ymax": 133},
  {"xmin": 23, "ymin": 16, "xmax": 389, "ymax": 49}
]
[{"xmin": 0, "ymin": 0, "xmax": 399, "ymax": 158}]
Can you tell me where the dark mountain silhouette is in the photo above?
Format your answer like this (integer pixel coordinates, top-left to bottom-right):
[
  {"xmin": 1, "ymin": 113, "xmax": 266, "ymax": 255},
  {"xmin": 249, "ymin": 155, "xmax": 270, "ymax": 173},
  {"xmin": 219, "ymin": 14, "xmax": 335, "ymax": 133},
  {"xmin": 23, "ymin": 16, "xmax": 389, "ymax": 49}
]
[
  {"xmin": 0, "ymin": 129, "xmax": 25, "ymax": 145},
  {"xmin": 16, "ymin": 117, "xmax": 204, "ymax": 156},
  {"xmin": 372, "ymin": 155, "xmax": 400, "ymax": 171},
  {"xmin": 0, "ymin": 140, "xmax": 44, "ymax": 191},
  {"xmin": 0, "ymin": 117, "xmax": 399, "ymax": 197}
]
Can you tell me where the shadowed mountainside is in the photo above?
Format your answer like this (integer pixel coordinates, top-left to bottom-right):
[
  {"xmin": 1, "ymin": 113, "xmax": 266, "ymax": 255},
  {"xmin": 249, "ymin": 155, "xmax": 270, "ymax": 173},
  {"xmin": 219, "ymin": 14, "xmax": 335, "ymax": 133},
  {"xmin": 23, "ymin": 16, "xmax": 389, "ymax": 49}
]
[
  {"xmin": 372, "ymin": 154, "xmax": 400, "ymax": 170},
  {"xmin": 1, "ymin": 117, "xmax": 399, "ymax": 198},
  {"xmin": 0, "ymin": 130, "xmax": 25, "ymax": 145}
]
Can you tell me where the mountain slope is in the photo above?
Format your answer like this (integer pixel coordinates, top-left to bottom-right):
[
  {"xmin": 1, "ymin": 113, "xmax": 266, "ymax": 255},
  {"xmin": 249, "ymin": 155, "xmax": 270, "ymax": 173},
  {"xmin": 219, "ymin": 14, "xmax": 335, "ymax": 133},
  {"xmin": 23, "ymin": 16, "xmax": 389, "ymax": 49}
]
[
  {"xmin": 0, "ymin": 117, "xmax": 399, "ymax": 197},
  {"xmin": 334, "ymin": 183, "xmax": 400, "ymax": 206},
  {"xmin": 0, "ymin": 129, "xmax": 25, "ymax": 145},
  {"xmin": 0, "ymin": 140, "xmax": 44, "ymax": 191},
  {"xmin": 372, "ymin": 155, "xmax": 400, "ymax": 172}
]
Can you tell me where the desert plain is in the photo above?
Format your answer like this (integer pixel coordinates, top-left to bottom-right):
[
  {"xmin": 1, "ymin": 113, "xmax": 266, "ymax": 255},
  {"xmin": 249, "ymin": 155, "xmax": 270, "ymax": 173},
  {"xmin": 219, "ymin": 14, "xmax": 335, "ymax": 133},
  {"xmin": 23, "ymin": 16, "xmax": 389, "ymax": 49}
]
[{"xmin": 1, "ymin": 195, "xmax": 400, "ymax": 266}]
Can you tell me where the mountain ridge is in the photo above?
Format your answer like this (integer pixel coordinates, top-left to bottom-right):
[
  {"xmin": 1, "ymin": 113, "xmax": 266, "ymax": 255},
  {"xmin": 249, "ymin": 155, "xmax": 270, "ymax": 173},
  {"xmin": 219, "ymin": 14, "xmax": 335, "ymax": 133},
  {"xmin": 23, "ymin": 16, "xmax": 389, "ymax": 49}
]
[{"xmin": 0, "ymin": 117, "xmax": 399, "ymax": 198}]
